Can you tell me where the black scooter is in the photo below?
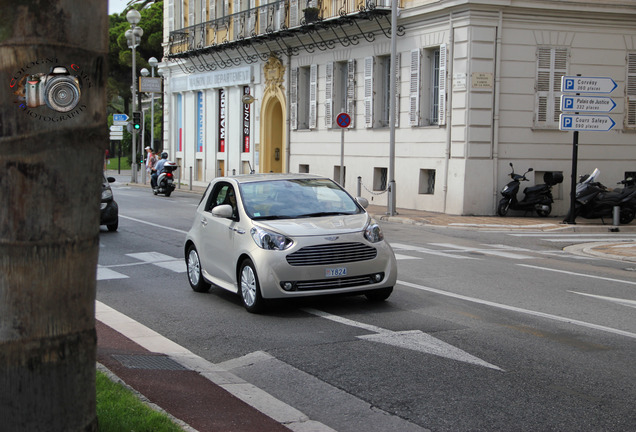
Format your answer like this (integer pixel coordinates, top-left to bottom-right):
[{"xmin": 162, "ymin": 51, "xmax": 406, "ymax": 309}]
[
  {"xmin": 497, "ymin": 163, "xmax": 563, "ymax": 217},
  {"xmin": 153, "ymin": 161, "xmax": 178, "ymax": 197},
  {"xmin": 565, "ymin": 168, "xmax": 636, "ymax": 225}
]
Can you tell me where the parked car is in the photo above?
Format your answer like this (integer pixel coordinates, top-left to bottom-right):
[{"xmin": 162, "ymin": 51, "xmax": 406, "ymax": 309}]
[
  {"xmin": 184, "ymin": 173, "xmax": 397, "ymax": 312},
  {"xmin": 100, "ymin": 174, "xmax": 118, "ymax": 232}
]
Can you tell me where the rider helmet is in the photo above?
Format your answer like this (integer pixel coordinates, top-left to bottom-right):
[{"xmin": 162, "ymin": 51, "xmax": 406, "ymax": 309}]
[{"xmin": 161, "ymin": 152, "xmax": 168, "ymax": 159}]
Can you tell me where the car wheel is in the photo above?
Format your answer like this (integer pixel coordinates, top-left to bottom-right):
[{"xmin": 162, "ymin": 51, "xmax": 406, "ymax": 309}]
[
  {"xmin": 365, "ymin": 287, "xmax": 393, "ymax": 302},
  {"xmin": 106, "ymin": 220, "xmax": 118, "ymax": 232},
  {"xmin": 536, "ymin": 203, "xmax": 551, "ymax": 217},
  {"xmin": 497, "ymin": 198, "xmax": 510, "ymax": 216},
  {"xmin": 239, "ymin": 259, "xmax": 265, "ymax": 313},
  {"xmin": 186, "ymin": 245, "xmax": 210, "ymax": 293}
]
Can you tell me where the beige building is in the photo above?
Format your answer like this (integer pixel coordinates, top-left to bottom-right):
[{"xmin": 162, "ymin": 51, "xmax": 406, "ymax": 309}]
[{"xmin": 160, "ymin": 0, "xmax": 636, "ymax": 215}]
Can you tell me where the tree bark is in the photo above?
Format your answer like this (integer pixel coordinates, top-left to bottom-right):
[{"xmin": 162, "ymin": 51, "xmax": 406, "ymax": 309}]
[{"xmin": 0, "ymin": 1, "xmax": 107, "ymax": 430}]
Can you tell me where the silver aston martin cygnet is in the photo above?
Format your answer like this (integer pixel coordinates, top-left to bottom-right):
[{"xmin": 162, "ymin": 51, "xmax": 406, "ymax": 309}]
[{"xmin": 184, "ymin": 173, "xmax": 398, "ymax": 313}]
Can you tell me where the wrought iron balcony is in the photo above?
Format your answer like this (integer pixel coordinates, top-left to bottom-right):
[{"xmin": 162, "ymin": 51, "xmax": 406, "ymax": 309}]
[{"xmin": 166, "ymin": 0, "xmax": 403, "ymax": 73}]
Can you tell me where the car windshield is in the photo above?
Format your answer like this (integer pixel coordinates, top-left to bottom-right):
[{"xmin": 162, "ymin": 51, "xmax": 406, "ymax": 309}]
[{"xmin": 239, "ymin": 178, "xmax": 363, "ymax": 220}]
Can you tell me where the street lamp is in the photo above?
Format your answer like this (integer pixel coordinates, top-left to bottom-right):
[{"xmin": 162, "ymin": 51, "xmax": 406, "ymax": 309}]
[
  {"xmin": 148, "ymin": 57, "xmax": 159, "ymax": 154},
  {"xmin": 125, "ymin": 9, "xmax": 143, "ymax": 183}
]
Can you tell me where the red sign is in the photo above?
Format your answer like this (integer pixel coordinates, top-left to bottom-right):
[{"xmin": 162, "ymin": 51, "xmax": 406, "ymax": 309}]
[
  {"xmin": 336, "ymin": 112, "xmax": 351, "ymax": 128},
  {"xmin": 243, "ymin": 86, "xmax": 251, "ymax": 153},
  {"xmin": 218, "ymin": 89, "xmax": 225, "ymax": 152}
]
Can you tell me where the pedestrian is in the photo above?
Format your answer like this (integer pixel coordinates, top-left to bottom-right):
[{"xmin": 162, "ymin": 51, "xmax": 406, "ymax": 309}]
[{"xmin": 145, "ymin": 146, "xmax": 157, "ymax": 185}]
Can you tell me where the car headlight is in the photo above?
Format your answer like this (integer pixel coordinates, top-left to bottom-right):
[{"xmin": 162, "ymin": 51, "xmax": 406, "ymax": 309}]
[
  {"xmin": 250, "ymin": 226, "xmax": 293, "ymax": 250},
  {"xmin": 101, "ymin": 189, "xmax": 113, "ymax": 200},
  {"xmin": 364, "ymin": 219, "xmax": 384, "ymax": 243}
]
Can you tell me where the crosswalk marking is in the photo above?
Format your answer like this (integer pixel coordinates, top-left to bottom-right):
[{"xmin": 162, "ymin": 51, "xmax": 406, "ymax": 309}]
[
  {"xmin": 98, "ymin": 252, "xmax": 185, "ymax": 281},
  {"xmin": 97, "ymin": 267, "xmax": 129, "ymax": 281}
]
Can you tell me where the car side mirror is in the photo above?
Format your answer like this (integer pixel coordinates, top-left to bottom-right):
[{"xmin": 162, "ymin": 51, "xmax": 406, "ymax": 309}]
[
  {"xmin": 211, "ymin": 204, "xmax": 234, "ymax": 219},
  {"xmin": 356, "ymin": 197, "xmax": 369, "ymax": 209}
]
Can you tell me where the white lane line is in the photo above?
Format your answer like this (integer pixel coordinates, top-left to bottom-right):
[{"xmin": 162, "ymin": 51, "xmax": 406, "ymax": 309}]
[
  {"xmin": 398, "ymin": 280, "xmax": 636, "ymax": 340},
  {"xmin": 302, "ymin": 308, "xmax": 503, "ymax": 371},
  {"xmin": 96, "ymin": 301, "xmax": 332, "ymax": 432},
  {"xmin": 391, "ymin": 243, "xmax": 479, "ymax": 260},
  {"xmin": 568, "ymin": 291, "xmax": 636, "ymax": 309},
  {"xmin": 394, "ymin": 253, "xmax": 422, "ymax": 261},
  {"xmin": 429, "ymin": 243, "xmax": 536, "ymax": 260},
  {"xmin": 120, "ymin": 215, "xmax": 188, "ymax": 234},
  {"xmin": 96, "ymin": 267, "xmax": 129, "ymax": 280},
  {"xmin": 517, "ymin": 264, "xmax": 636, "ymax": 287}
]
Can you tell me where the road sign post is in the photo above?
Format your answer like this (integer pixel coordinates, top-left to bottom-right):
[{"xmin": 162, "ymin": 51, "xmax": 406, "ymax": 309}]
[
  {"xmin": 560, "ymin": 75, "xmax": 617, "ymax": 224},
  {"xmin": 336, "ymin": 113, "xmax": 351, "ymax": 187}
]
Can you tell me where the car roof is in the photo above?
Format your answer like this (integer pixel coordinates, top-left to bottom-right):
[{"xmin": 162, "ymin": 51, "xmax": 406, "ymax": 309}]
[{"xmin": 220, "ymin": 173, "xmax": 329, "ymax": 185}]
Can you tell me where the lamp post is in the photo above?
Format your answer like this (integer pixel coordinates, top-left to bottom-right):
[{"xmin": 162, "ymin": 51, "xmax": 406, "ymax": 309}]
[
  {"xmin": 125, "ymin": 9, "xmax": 143, "ymax": 183},
  {"xmin": 148, "ymin": 57, "xmax": 158, "ymax": 153},
  {"xmin": 140, "ymin": 67, "xmax": 150, "ymax": 185}
]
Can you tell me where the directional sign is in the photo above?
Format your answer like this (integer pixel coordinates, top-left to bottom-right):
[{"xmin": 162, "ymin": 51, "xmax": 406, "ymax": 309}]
[
  {"xmin": 560, "ymin": 95, "xmax": 617, "ymax": 113},
  {"xmin": 113, "ymin": 120, "xmax": 128, "ymax": 126},
  {"xmin": 559, "ymin": 114, "xmax": 616, "ymax": 131},
  {"xmin": 110, "ymin": 125, "xmax": 123, "ymax": 132},
  {"xmin": 109, "ymin": 133, "xmax": 123, "ymax": 141},
  {"xmin": 336, "ymin": 112, "xmax": 351, "ymax": 128},
  {"xmin": 561, "ymin": 76, "xmax": 617, "ymax": 94},
  {"xmin": 113, "ymin": 114, "xmax": 129, "ymax": 122}
]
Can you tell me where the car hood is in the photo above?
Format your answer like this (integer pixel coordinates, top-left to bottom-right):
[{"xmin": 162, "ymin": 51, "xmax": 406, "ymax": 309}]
[{"xmin": 255, "ymin": 213, "xmax": 369, "ymax": 236}]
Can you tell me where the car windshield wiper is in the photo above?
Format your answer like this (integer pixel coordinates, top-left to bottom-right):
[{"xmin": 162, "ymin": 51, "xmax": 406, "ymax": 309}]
[
  {"xmin": 297, "ymin": 211, "xmax": 354, "ymax": 218},
  {"xmin": 251, "ymin": 215, "xmax": 292, "ymax": 220}
]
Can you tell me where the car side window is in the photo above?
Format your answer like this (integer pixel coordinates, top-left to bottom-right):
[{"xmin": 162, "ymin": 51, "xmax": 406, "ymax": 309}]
[{"xmin": 204, "ymin": 183, "xmax": 238, "ymax": 220}]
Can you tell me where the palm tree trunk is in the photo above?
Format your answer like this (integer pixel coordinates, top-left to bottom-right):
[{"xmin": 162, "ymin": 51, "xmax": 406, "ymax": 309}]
[{"xmin": 0, "ymin": 1, "xmax": 107, "ymax": 430}]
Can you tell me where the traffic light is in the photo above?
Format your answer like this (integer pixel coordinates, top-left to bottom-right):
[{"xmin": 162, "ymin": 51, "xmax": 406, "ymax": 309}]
[{"xmin": 132, "ymin": 111, "xmax": 142, "ymax": 131}]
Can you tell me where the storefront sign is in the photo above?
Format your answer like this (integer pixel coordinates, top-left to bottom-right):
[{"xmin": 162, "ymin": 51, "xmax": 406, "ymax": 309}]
[
  {"xmin": 243, "ymin": 86, "xmax": 251, "ymax": 153},
  {"xmin": 218, "ymin": 89, "xmax": 226, "ymax": 152}
]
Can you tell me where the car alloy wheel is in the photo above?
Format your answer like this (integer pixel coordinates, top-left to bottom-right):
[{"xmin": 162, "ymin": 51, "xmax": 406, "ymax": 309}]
[
  {"xmin": 187, "ymin": 245, "xmax": 210, "ymax": 293},
  {"xmin": 239, "ymin": 259, "xmax": 264, "ymax": 313}
]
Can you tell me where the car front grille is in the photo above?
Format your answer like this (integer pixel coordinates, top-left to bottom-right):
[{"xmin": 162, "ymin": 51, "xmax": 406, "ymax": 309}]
[
  {"xmin": 292, "ymin": 273, "xmax": 384, "ymax": 291},
  {"xmin": 286, "ymin": 242, "xmax": 377, "ymax": 267}
]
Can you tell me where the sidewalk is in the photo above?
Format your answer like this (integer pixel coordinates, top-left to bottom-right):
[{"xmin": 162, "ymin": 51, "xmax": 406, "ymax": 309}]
[{"xmin": 99, "ymin": 169, "xmax": 636, "ymax": 431}]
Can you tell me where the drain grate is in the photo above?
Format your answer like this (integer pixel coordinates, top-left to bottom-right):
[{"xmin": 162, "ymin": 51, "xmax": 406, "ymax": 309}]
[{"xmin": 112, "ymin": 354, "xmax": 187, "ymax": 371}]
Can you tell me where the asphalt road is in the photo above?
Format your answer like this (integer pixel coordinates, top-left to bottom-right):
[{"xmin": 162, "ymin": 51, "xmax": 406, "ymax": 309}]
[{"xmin": 97, "ymin": 182, "xmax": 636, "ymax": 432}]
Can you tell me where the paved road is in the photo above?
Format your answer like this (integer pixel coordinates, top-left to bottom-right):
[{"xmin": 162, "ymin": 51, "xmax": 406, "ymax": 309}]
[{"xmin": 97, "ymin": 176, "xmax": 636, "ymax": 432}]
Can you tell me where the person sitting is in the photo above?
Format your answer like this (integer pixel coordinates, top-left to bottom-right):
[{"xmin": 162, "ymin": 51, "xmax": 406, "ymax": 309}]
[{"xmin": 152, "ymin": 152, "xmax": 168, "ymax": 189}]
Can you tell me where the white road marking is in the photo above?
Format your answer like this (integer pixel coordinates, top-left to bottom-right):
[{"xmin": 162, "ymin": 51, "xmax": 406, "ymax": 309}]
[
  {"xmin": 391, "ymin": 243, "xmax": 479, "ymax": 260},
  {"xmin": 119, "ymin": 215, "xmax": 188, "ymax": 234},
  {"xmin": 394, "ymin": 253, "xmax": 421, "ymax": 261},
  {"xmin": 517, "ymin": 264, "xmax": 636, "ymax": 287},
  {"xmin": 96, "ymin": 301, "xmax": 333, "ymax": 432},
  {"xmin": 398, "ymin": 280, "xmax": 636, "ymax": 340},
  {"xmin": 429, "ymin": 243, "xmax": 536, "ymax": 260},
  {"xmin": 302, "ymin": 308, "xmax": 503, "ymax": 371},
  {"xmin": 568, "ymin": 291, "xmax": 636, "ymax": 309},
  {"xmin": 96, "ymin": 267, "xmax": 129, "ymax": 280}
]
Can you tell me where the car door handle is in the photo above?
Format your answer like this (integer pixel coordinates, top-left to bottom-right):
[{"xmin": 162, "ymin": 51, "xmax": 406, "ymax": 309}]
[
  {"xmin": 229, "ymin": 227, "xmax": 245, "ymax": 234},
  {"xmin": 201, "ymin": 217, "xmax": 208, "ymax": 226}
]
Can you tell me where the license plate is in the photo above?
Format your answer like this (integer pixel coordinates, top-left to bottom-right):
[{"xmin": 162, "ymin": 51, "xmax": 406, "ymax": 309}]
[{"xmin": 325, "ymin": 267, "xmax": 347, "ymax": 277}]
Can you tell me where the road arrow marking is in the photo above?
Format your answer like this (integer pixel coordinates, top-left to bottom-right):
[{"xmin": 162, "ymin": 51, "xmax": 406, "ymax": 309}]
[
  {"xmin": 303, "ymin": 308, "xmax": 503, "ymax": 371},
  {"xmin": 568, "ymin": 291, "xmax": 636, "ymax": 309}
]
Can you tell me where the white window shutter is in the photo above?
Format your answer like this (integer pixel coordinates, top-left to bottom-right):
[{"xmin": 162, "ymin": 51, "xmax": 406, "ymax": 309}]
[
  {"xmin": 535, "ymin": 47, "xmax": 568, "ymax": 126},
  {"xmin": 290, "ymin": 67, "xmax": 298, "ymax": 130},
  {"xmin": 289, "ymin": 0, "xmax": 299, "ymax": 27},
  {"xmin": 409, "ymin": 49, "xmax": 421, "ymax": 126},
  {"xmin": 627, "ymin": 53, "xmax": 636, "ymax": 127},
  {"xmin": 394, "ymin": 52, "xmax": 400, "ymax": 128},
  {"xmin": 438, "ymin": 43, "xmax": 447, "ymax": 126},
  {"xmin": 364, "ymin": 56, "xmax": 374, "ymax": 128},
  {"xmin": 202, "ymin": 0, "xmax": 207, "ymax": 22},
  {"xmin": 168, "ymin": 0, "xmax": 175, "ymax": 32},
  {"xmin": 259, "ymin": 2, "xmax": 268, "ymax": 34},
  {"xmin": 309, "ymin": 64, "xmax": 318, "ymax": 129},
  {"xmin": 209, "ymin": 0, "xmax": 215, "ymax": 20},
  {"xmin": 347, "ymin": 59, "xmax": 356, "ymax": 128},
  {"xmin": 325, "ymin": 62, "xmax": 334, "ymax": 128}
]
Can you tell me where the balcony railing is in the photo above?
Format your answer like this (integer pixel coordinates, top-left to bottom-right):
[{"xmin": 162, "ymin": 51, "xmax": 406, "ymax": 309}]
[{"xmin": 167, "ymin": 0, "xmax": 400, "ymax": 72}]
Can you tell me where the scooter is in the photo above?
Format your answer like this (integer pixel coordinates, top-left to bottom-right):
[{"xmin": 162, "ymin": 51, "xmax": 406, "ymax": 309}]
[
  {"xmin": 497, "ymin": 163, "xmax": 563, "ymax": 217},
  {"xmin": 565, "ymin": 168, "xmax": 636, "ymax": 224},
  {"xmin": 153, "ymin": 161, "xmax": 178, "ymax": 197}
]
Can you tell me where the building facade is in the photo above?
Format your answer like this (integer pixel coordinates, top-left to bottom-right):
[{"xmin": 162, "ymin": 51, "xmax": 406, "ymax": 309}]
[{"xmin": 160, "ymin": 0, "xmax": 636, "ymax": 216}]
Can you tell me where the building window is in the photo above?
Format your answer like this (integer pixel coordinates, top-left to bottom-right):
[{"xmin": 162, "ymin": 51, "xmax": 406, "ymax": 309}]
[
  {"xmin": 365, "ymin": 55, "xmax": 399, "ymax": 128},
  {"xmin": 299, "ymin": 164, "xmax": 310, "ymax": 173},
  {"xmin": 333, "ymin": 165, "xmax": 346, "ymax": 187},
  {"xmin": 409, "ymin": 45, "xmax": 447, "ymax": 126},
  {"xmin": 325, "ymin": 61, "xmax": 352, "ymax": 128},
  {"xmin": 291, "ymin": 65, "xmax": 317, "ymax": 130},
  {"xmin": 418, "ymin": 169, "xmax": 435, "ymax": 194},
  {"xmin": 535, "ymin": 47, "xmax": 568, "ymax": 128},
  {"xmin": 373, "ymin": 167, "xmax": 387, "ymax": 191},
  {"xmin": 627, "ymin": 53, "xmax": 636, "ymax": 128}
]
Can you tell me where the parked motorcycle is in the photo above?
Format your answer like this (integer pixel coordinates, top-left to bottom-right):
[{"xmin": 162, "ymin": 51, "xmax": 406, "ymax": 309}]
[
  {"xmin": 497, "ymin": 163, "xmax": 563, "ymax": 217},
  {"xmin": 565, "ymin": 168, "xmax": 636, "ymax": 224},
  {"xmin": 153, "ymin": 161, "xmax": 178, "ymax": 197}
]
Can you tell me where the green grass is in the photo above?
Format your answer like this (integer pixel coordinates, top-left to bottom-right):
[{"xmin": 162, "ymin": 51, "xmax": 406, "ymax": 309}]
[
  {"xmin": 105, "ymin": 156, "xmax": 131, "ymax": 171},
  {"xmin": 96, "ymin": 370, "xmax": 184, "ymax": 432}
]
